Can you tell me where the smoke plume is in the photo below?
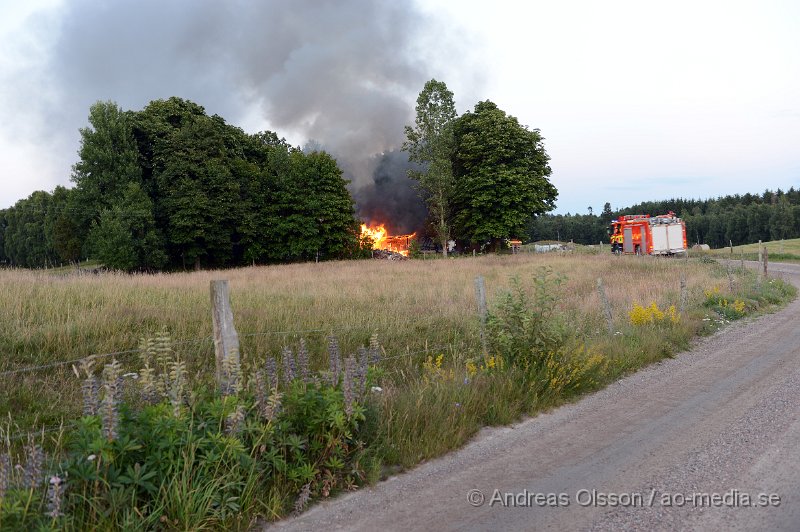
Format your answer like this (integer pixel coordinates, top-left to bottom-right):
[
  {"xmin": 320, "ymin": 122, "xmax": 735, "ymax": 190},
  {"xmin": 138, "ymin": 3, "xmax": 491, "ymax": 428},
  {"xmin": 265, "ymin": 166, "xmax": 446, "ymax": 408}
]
[
  {"xmin": 352, "ymin": 151, "xmax": 427, "ymax": 234},
  {"xmin": 4, "ymin": 0, "xmax": 469, "ymax": 226}
]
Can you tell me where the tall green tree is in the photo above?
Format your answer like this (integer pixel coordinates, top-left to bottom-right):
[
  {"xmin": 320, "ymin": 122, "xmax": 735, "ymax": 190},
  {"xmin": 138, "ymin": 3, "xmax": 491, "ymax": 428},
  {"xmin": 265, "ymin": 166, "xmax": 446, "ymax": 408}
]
[
  {"xmin": 46, "ymin": 186, "xmax": 82, "ymax": 264},
  {"xmin": 403, "ymin": 79, "xmax": 457, "ymax": 256},
  {"xmin": 725, "ymin": 205, "xmax": 749, "ymax": 246},
  {"xmin": 600, "ymin": 202, "xmax": 613, "ymax": 224},
  {"xmin": 451, "ymin": 101, "xmax": 557, "ymax": 249},
  {"xmin": 133, "ymin": 100, "xmax": 242, "ymax": 269},
  {"xmin": 258, "ymin": 148, "xmax": 361, "ymax": 262},
  {"xmin": 236, "ymin": 132, "xmax": 292, "ymax": 264},
  {"xmin": 1, "ymin": 191, "xmax": 58, "ymax": 267},
  {"xmin": 288, "ymin": 150, "xmax": 361, "ymax": 260},
  {"xmin": 86, "ymin": 182, "xmax": 167, "ymax": 271},
  {"xmin": 705, "ymin": 213, "xmax": 726, "ymax": 247},
  {"xmin": 770, "ymin": 197, "xmax": 793, "ymax": 241},
  {"xmin": 72, "ymin": 101, "xmax": 142, "ymax": 244}
]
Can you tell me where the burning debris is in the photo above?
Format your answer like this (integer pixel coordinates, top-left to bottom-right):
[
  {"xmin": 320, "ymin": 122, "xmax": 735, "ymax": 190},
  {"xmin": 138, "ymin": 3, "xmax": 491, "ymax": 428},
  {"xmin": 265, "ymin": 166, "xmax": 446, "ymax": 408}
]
[
  {"xmin": 360, "ymin": 223, "xmax": 415, "ymax": 259},
  {"xmin": 371, "ymin": 249, "xmax": 408, "ymax": 261}
]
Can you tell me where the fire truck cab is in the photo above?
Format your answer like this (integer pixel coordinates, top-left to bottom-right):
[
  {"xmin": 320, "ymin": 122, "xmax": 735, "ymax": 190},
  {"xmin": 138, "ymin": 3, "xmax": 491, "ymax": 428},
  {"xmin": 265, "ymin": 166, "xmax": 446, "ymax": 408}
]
[{"xmin": 610, "ymin": 212, "xmax": 687, "ymax": 256}]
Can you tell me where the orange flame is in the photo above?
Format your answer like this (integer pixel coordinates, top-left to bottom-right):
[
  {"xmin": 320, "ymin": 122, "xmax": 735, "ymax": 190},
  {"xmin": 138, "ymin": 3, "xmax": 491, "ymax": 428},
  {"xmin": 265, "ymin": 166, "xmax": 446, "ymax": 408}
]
[
  {"xmin": 361, "ymin": 223, "xmax": 415, "ymax": 256},
  {"xmin": 360, "ymin": 223, "xmax": 387, "ymax": 249}
]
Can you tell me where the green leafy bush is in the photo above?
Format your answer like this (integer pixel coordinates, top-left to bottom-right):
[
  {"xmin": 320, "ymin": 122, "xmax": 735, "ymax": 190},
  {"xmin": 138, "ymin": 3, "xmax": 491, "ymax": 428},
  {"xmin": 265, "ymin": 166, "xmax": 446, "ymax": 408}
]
[
  {"xmin": 0, "ymin": 334, "xmax": 379, "ymax": 529},
  {"xmin": 703, "ymin": 275, "xmax": 796, "ymax": 321},
  {"xmin": 487, "ymin": 267, "xmax": 567, "ymax": 369}
]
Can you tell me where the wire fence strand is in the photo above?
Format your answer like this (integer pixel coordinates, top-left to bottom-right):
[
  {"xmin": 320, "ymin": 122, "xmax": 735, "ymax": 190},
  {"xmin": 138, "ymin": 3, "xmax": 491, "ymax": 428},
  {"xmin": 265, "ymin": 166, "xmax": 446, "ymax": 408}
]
[
  {"xmin": 3, "ymin": 340, "xmax": 470, "ymax": 441},
  {"xmin": 0, "ymin": 326, "xmax": 456, "ymax": 378},
  {"xmin": 0, "ymin": 349, "xmax": 141, "ymax": 378},
  {"xmin": 4, "ymin": 422, "xmax": 77, "ymax": 444}
]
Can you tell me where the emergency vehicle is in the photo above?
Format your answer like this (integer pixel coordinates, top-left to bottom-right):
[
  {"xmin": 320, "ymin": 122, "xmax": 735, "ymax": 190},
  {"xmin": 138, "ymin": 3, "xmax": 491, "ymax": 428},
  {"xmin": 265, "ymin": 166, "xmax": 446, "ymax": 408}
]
[{"xmin": 609, "ymin": 212, "xmax": 687, "ymax": 255}]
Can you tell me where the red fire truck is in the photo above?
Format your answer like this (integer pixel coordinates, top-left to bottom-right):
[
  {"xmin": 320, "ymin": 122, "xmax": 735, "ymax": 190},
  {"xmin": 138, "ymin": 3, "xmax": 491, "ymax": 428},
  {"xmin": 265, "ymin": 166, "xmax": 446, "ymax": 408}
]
[{"xmin": 609, "ymin": 212, "xmax": 687, "ymax": 255}]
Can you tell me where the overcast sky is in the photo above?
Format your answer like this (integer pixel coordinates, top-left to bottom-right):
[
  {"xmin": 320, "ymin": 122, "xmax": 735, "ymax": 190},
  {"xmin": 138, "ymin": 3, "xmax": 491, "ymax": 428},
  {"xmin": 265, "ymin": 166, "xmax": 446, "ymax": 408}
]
[{"xmin": 1, "ymin": 0, "xmax": 798, "ymax": 214}]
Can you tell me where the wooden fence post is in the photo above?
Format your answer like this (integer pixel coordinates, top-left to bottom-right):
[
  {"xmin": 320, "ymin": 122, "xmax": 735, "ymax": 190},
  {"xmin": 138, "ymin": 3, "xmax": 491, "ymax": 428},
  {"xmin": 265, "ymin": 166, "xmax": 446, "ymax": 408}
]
[
  {"xmin": 726, "ymin": 262, "xmax": 734, "ymax": 292},
  {"xmin": 597, "ymin": 278, "xmax": 614, "ymax": 334},
  {"xmin": 474, "ymin": 276, "xmax": 488, "ymax": 356},
  {"xmin": 210, "ymin": 280, "xmax": 240, "ymax": 392},
  {"xmin": 740, "ymin": 249, "xmax": 744, "ymax": 270},
  {"xmin": 679, "ymin": 274, "xmax": 688, "ymax": 314},
  {"xmin": 763, "ymin": 246, "xmax": 768, "ymax": 279},
  {"xmin": 758, "ymin": 240, "xmax": 763, "ymax": 268}
]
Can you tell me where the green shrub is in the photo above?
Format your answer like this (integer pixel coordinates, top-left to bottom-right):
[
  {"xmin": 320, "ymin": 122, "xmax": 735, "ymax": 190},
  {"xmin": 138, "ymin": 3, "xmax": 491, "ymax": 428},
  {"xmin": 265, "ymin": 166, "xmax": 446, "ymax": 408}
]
[
  {"xmin": 485, "ymin": 268, "xmax": 607, "ymax": 403},
  {"xmin": 0, "ymin": 334, "xmax": 379, "ymax": 529},
  {"xmin": 486, "ymin": 267, "xmax": 567, "ymax": 370},
  {"xmin": 702, "ymin": 275, "xmax": 796, "ymax": 320}
]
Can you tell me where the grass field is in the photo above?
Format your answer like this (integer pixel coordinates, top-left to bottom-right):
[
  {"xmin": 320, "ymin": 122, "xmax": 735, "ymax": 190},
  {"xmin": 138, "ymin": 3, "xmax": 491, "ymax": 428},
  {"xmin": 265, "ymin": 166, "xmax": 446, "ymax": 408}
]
[
  {"xmin": 0, "ymin": 253, "xmax": 781, "ymax": 433},
  {"xmin": 1, "ymin": 253, "xmax": 796, "ymax": 526},
  {"xmin": 701, "ymin": 237, "xmax": 800, "ymax": 263}
]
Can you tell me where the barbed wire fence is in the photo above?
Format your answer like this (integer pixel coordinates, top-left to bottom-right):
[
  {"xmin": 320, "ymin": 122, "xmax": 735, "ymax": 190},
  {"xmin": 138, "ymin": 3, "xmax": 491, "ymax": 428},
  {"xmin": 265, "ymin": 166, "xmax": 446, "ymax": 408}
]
[
  {"xmin": 2, "ymin": 263, "xmax": 715, "ymax": 447},
  {"xmin": 0, "ymin": 329, "xmax": 451, "ymax": 380},
  {"xmin": 1, "ymin": 343, "xmax": 455, "ymax": 445},
  {"xmin": 1, "ymin": 281, "xmax": 465, "ymax": 444}
]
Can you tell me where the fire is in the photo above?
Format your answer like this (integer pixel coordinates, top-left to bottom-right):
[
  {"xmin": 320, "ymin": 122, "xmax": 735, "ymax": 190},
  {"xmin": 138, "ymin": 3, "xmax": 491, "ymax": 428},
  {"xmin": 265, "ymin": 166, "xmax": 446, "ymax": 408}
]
[
  {"xmin": 360, "ymin": 223, "xmax": 388, "ymax": 249},
  {"xmin": 360, "ymin": 223, "xmax": 415, "ymax": 256}
]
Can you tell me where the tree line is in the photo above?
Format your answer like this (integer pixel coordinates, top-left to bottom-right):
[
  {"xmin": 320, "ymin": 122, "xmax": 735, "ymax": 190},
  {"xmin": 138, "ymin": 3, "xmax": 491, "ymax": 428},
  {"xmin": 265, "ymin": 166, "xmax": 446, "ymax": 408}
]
[
  {"xmin": 528, "ymin": 189, "xmax": 800, "ymax": 248},
  {"xmin": 1, "ymin": 82, "xmax": 560, "ymax": 269},
  {"xmin": 0, "ymin": 98, "xmax": 367, "ymax": 270},
  {"xmin": 2, "ymin": 91, "xmax": 794, "ymax": 268}
]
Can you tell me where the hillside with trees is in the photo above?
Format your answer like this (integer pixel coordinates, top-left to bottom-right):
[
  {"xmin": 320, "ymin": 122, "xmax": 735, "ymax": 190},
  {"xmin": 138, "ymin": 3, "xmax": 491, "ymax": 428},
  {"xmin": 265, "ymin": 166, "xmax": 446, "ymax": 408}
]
[{"xmin": 529, "ymin": 189, "xmax": 800, "ymax": 248}]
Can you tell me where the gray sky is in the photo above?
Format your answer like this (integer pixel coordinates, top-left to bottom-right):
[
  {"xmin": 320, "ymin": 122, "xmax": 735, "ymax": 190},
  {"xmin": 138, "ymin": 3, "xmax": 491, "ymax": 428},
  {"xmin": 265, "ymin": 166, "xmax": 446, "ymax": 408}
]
[{"xmin": 1, "ymin": 0, "xmax": 798, "ymax": 214}]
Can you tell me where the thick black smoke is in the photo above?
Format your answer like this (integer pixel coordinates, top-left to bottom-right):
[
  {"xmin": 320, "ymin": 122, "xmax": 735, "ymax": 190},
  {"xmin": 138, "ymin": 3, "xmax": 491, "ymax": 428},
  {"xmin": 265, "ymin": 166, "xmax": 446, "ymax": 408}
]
[
  {"xmin": 5, "ymin": 1, "xmax": 478, "ymax": 222},
  {"xmin": 18, "ymin": 1, "xmax": 450, "ymax": 186},
  {"xmin": 352, "ymin": 151, "xmax": 428, "ymax": 235}
]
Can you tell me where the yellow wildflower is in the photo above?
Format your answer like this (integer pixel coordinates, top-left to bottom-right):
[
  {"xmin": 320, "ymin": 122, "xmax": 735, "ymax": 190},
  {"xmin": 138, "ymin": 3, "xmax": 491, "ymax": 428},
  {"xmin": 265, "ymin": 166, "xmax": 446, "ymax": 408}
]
[{"xmin": 667, "ymin": 305, "xmax": 679, "ymax": 324}]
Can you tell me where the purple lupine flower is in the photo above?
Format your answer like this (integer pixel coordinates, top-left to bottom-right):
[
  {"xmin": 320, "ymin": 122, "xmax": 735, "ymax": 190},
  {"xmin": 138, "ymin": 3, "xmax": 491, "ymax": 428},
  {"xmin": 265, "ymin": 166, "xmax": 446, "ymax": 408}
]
[
  {"xmin": 23, "ymin": 442, "xmax": 44, "ymax": 489},
  {"xmin": 46, "ymin": 475, "xmax": 65, "ymax": 518},
  {"xmin": 343, "ymin": 355, "xmax": 356, "ymax": 417},
  {"xmin": 368, "ymin": 333, "xmax": 382, "ymax": 365},
  {"xmin": 297, "ymin": 339, "xmax": 310, "ymax": 383},
  {"xmin": 356, "ymin": 347, "xmax": 369, "ymax": 398},
  {"xmin": 265, "ymin": 356, "xmax": 278, "ymax": 390},
  {"xmin": 327, "ymin": 336, "xmax": 342, "ymax": 387},
  {"xmin": 0, "ymin": 453, "xmax": 10, "ymax": 500},
  {"xmin": 282, "ymin": 346, "xmax": 296, "ymax": 385}
]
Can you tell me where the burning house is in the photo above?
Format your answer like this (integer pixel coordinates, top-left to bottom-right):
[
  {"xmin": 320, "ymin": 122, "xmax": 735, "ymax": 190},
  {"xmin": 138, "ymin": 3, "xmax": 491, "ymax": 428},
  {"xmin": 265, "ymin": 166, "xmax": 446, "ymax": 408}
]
[{"xmin": 360, "ymin": 223, "xmax": 416, "ymax": 258}]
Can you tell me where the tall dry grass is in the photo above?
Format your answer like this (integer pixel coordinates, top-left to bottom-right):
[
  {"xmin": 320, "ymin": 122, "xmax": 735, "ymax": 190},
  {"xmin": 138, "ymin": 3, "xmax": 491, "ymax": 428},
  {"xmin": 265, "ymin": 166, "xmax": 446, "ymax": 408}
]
[{"xmin": 0, "ymin": 254, "xmax": 736, "ymax": 430}]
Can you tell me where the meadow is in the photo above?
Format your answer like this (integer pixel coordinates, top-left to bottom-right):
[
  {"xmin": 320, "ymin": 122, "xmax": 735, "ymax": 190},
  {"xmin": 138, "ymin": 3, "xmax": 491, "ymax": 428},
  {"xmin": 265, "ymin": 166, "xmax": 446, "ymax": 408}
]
[
  {"xmin": 0, "ymin": 254, "xmax": 724, "ymax": 428},
  {"xmin": 0, "ymin": 253, "xmax": 795, "ymax": 527},
  {"xmin": 702, "ymin": 237, "xmax": 800, "ymax": 263}
]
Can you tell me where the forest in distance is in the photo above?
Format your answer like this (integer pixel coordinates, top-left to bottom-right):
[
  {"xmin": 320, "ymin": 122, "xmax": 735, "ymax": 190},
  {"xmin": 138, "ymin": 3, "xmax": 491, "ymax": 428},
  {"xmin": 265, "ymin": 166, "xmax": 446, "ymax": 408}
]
[{"xmin": 528, "ymin": 189, "xmax": 800, "ymax": 248}]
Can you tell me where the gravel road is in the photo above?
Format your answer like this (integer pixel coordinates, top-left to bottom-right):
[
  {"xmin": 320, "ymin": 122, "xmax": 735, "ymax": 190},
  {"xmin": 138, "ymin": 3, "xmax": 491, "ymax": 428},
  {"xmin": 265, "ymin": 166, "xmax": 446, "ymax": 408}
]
[{"xmin": 269, "ymin": 261, "xmax": 800, "ymax": 531}]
